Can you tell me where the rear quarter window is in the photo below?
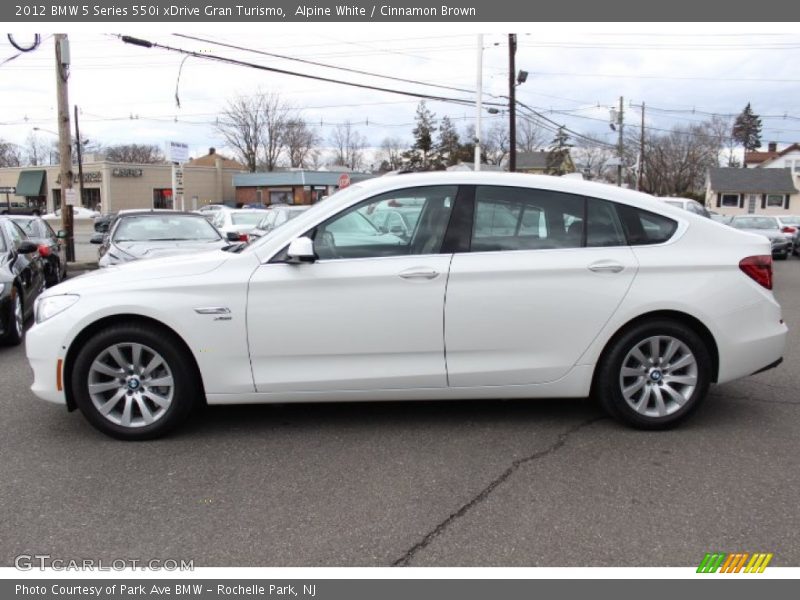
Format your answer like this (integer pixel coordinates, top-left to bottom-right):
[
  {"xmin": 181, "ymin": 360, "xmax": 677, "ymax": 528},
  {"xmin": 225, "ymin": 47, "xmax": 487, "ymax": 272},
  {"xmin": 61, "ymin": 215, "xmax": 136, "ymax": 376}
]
[{"xmin": 616, "ymin": 204, "xmax": 678, "ymax": 245}]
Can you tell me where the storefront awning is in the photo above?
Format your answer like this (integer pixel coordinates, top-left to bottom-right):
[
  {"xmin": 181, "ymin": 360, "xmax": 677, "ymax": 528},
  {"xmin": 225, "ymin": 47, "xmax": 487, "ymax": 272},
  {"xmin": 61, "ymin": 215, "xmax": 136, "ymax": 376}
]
[{"xmin": 15, "ymin": 170, "xmax": 46, "ymax": 197}]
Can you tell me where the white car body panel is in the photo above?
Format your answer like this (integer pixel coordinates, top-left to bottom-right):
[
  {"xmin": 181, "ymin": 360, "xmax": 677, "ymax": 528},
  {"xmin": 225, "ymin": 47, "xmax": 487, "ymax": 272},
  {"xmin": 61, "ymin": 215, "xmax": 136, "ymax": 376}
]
[{"xmin": 25, "ymin": 173, "xmax": 787, "ymax": 413}]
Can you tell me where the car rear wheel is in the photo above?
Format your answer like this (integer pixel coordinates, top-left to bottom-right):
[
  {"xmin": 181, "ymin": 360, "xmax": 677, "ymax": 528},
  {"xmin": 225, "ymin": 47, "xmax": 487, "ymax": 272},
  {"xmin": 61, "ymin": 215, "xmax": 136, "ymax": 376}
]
[
  {"xmin": 595, "ymin": 319, "xmax": 711, "ymax": 429},
  {"xmin": 71, "ymin": 324, "xmax": 200, "ymax": 440}
]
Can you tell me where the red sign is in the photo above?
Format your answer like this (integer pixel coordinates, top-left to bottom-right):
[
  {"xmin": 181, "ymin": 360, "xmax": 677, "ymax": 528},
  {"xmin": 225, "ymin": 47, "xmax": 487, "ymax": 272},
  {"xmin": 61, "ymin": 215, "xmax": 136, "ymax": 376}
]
[{"xmin": 337, "ymin": 173, "xmax": 351, "ymax": 189}]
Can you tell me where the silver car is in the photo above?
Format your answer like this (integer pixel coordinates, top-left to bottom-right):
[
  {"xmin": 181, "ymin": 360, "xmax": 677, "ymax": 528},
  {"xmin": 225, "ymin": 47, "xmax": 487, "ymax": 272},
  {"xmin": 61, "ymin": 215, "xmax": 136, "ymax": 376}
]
[
  {"xmin": 730, "ymin": 215, "xmax": 793, "ymax": 260},
  {"xmin": 774, "ymin": 215, "xmax": 800, "ymax": 256}
]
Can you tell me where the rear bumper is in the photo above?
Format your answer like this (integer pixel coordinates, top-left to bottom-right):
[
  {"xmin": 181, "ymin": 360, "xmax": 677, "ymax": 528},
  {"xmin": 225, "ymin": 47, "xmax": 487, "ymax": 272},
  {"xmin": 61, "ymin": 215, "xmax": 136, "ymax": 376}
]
[{"xmin": 751, "ymin": 357, "xmax": 783, "ymax": 375}]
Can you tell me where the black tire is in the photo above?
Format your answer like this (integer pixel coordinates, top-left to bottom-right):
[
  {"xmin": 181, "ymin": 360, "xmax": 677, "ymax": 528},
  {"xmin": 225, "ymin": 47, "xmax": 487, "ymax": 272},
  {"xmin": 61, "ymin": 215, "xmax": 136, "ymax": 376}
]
[
  {"xmin": 71, "ymin": 323, "xmax": 200, "ymax": 440},
  {"xmin": 594, "ymin": 319, "xmax": 712, "ymax": 430},
  {"xmin": 0, "ymin": 285, "xmax": 24, "ymax": 346}
]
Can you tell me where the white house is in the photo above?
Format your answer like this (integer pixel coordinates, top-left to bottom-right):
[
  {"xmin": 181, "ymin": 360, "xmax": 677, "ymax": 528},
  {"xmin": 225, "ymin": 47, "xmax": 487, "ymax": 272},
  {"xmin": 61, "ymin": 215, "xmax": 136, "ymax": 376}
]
[{"xmin": 706, "ymin": 167, "xmax": 798, "ymax": 216}]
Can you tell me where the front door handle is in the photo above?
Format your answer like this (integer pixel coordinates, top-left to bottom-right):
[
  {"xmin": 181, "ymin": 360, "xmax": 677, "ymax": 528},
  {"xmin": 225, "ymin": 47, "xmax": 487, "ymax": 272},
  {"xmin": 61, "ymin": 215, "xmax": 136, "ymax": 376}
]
[
  {"xmin": 588, "ymin": 262, "xmax": 624, "ymax": 273},
  {"xmin": 398, "ymin": 268, "xmax": 439, "ymax": 280}
]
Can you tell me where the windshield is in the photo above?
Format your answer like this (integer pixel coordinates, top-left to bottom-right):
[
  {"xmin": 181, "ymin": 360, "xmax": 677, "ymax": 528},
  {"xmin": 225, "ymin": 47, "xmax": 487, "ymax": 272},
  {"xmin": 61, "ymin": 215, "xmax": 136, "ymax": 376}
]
[
  {"xmin": 113, "ymin": 214, "xmax": 222, "ymax": 242},
  {"xmin": 231, "ymin": 212, "xmax": 268, "ymax": 226},
  {"xmin": 12, "ymin": 219, "xmax": 46, "ymax": 237},
  {"xmin": 663, "ymin": 200, "xmax": 684, "ymax": 209},
  {"xmin": 780, "ymin": 217, "xmax": 800, "ymax": 225},
  {"xmin": 733, "ymin": 217, "xmax": 778, "ymax": 230}
]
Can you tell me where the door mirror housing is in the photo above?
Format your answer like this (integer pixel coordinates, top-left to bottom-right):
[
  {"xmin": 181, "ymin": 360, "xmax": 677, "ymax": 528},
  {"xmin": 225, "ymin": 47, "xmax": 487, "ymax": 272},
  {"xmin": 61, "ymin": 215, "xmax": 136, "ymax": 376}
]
[
  {"xmin": 56, "ymin": 229, "xmax": 68, "ymax": 239},
  {"xmin": 226, "ymin": 231, "xmax": 242, "ymax": 242},
  {"xmin": 90, "ymin": 233, "xmax": 105, "ymax": 245},
  {"xmin": 286, "ymin": 236, "xmax": 316, "ymax": 263},
  {"xmin": 17, "ymin": 240, "xmax": 38, "ymax": 254}
]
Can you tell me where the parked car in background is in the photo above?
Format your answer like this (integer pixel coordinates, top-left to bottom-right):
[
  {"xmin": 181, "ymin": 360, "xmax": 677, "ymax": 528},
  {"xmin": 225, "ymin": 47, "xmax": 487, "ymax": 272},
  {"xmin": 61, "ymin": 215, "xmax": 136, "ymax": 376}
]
[
  {"xmin": 774, "ymin": 215, "xmax": 800, "ymax": 256},
  {"xmin": 211, "ymin": 208, "xmax": 269, "ymax": 242},
  {"xmin": 730, "ymin": 215, "xmax": 793, "ymax": 259},
  {"xmin": 709, "ymin": 213, "xmax": 733, "ymax": 225},
  {"xmin": 93, "ymin": 212, "xmax": 116, "ymax": 233},
  {"xmin": 92, "ymin": 210, "xmax": 238, "ymax": 267},
  {"xmin": 249, "ymin": 205, "xmax": 311, "ymax": 240},
  {"xmin": 1, "ymin": 200, "xmax": 42, "ymax": 216},
  {"xmin": 657, "ymin": 197, "xmax": 711, "ymax": 218},
  {"xmin": 10, "ymin": 216, "xmax": 67, "ymax": 286},
  {"xmin": 195, "ymin": 204, "xmax": 228, "ymax": 222},
  {"xmin": 44, "ymin": 206, "xmax": 100, "ymax": 221},
  {"xmin": 27, "ymin": 173, "xmax": 787, "ymax": 439},
  {"xmin": 1, "ymin": 216, "xmax": 45, "ymax": 345}
]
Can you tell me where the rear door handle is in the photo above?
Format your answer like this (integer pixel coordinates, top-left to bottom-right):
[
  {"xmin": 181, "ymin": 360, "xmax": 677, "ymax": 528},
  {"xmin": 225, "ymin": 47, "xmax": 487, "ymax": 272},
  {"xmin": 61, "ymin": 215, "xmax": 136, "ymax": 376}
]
[
  {"xmin": 588, "ymin": 262, "xmax": 625, "ymax": 273},
  {"xmin": 398, "ymin": 268, "xmax": 439, "ymax": 280}
]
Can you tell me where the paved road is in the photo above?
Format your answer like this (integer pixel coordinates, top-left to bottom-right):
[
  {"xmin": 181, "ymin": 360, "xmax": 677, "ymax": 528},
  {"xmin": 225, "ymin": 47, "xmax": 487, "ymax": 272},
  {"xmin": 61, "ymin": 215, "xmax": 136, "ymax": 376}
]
[{"xmin": 1, "ymin": 261, "xmax": 799, "ymax": 567}]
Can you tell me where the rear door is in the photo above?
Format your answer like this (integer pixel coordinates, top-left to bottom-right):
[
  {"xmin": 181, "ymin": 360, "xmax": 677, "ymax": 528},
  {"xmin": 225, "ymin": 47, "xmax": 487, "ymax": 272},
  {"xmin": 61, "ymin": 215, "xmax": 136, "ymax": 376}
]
[{"xmin": 445, "ymin": 186, "xmax": 638, "ymax": 387}]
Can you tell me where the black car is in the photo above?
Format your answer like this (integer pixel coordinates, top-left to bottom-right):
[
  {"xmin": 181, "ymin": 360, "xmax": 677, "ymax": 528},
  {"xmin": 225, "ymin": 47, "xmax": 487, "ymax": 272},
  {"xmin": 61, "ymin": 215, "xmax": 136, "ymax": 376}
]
[
  {"xmin": 0, "ymin": 217, "xmax": 46, "ymax": 345},
  {"xmin": 91, "ymin": 210, "xmax": 240, "ymax": 267},
  {"xmin": 10, "ymin": 216, "xmax": 68, "ymax": 286}
]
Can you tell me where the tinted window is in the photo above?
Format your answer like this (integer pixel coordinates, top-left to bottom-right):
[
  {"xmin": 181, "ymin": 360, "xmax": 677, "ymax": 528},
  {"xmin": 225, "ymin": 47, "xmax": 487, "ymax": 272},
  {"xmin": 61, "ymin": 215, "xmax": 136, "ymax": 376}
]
[
  {"xmin": 313, "ymin": 186, "xmax": 455, "ymax": 260},
  {"xmin": 586, "ymin": 199, "xmax": 626, "ymax": 247},
  {"xmin": 616, "ymin": 204, "xmax": 679, "ymax": 245},
  {"xmin": 472, "ymin": 186, "xmax": 584, "ymax": 252}
]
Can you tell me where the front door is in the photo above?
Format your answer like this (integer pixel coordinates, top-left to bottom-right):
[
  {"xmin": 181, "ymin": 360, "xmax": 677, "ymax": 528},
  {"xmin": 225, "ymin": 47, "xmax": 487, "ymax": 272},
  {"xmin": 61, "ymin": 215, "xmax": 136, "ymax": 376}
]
[{"xmin": 247, "ymin": 185, "xmax": 457, "ymax": 393}]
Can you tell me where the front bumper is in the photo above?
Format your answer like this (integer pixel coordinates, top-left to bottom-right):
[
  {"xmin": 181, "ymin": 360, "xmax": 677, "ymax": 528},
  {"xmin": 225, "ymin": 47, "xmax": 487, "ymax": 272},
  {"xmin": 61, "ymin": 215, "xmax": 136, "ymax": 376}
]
[{"xmin": 25, "ymin": 318, "xmax": 69, "ymax": 405}]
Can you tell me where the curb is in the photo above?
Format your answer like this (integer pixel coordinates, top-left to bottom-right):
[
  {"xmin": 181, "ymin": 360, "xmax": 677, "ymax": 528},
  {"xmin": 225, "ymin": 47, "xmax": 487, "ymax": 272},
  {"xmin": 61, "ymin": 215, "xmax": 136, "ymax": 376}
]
[{"xmin": 67, "ymin": 261, "xmax": 99, "ymax": 272}]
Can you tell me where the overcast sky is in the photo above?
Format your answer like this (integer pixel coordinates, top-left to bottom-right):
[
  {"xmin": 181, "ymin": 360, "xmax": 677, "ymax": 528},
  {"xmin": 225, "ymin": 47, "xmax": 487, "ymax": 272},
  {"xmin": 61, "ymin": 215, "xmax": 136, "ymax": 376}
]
[{"xmin": 2, "ymin": 25, "xmax": 800, "ymax": 165}]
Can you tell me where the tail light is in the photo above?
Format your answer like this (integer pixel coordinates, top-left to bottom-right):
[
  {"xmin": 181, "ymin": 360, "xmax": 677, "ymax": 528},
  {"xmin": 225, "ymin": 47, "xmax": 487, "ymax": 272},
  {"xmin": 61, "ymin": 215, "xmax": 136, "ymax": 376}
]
[
  {"xmin": 38, "ymin": 244, "xmax": 51, "ymax": 257},
  {"xmin": 781, "ymin": 226, "xmax": 796, "ymax": 234},
  {"xmin": 238, "ymin": 233, "xmax": 249, "ymax": 242},
  {"xmin": 739, "ymin": 255, "xmax": 773, "ymax": 290}
]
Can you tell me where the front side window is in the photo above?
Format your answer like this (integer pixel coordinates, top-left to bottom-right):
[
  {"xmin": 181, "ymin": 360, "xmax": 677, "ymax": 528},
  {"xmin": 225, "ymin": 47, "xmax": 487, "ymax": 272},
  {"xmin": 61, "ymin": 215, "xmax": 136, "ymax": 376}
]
[{"xmin": 313, "ymin": 186, "xmax": 455, "ymax": 260}]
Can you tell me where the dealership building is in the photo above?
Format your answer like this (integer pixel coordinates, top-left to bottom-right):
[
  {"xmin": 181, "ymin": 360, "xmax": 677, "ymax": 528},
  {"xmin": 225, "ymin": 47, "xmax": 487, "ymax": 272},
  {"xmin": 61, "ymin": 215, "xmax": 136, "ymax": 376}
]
[
  {"xmin": 0, "ymin": 149, "xmax": 245, "ymax": 213},
  {"xmin": 233, "ymin": 169, "xmax": 375, "ymax": 206}
]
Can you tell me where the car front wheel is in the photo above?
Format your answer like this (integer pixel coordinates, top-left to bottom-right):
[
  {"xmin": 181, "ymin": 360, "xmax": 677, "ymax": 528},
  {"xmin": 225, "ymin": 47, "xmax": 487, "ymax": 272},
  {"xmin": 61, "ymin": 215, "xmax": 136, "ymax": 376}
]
[
  {"xmin": 71, "ymin": 324, "xmax": 200, "ymax": 440},
  {"xmin": 595, "ymin": 320, "xmax": 712, "ymax": 429}
]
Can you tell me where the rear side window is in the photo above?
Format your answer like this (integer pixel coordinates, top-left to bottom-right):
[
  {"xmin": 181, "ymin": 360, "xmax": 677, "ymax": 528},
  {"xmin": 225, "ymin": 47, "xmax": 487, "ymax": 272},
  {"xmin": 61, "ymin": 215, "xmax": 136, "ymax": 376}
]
[{"xmin": 616, "ymin": 204, "xmax": 678, "ymax": 245}]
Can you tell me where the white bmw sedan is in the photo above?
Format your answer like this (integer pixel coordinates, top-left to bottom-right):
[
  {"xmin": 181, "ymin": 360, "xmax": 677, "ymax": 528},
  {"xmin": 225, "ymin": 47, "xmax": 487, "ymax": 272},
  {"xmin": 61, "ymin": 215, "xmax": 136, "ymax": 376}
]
[{"xmin": 26, "ymin": 173, "xmax": 787, "ymax": 439}]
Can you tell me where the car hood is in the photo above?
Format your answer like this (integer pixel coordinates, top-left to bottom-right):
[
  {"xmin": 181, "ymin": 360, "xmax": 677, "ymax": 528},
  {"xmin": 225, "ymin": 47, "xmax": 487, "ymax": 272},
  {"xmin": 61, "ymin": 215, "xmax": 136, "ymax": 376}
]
[
  {"xmin": 114, "ymin": 239, "xmax": 229, "ymax": 259},
  {"xmin": 46, "ymin": 249, "xmax": 239, "ymax": 295}
]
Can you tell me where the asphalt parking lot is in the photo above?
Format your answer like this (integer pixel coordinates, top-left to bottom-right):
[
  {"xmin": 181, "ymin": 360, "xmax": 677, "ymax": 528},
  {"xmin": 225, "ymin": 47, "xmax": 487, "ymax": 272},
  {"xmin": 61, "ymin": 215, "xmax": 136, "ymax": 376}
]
[{"xmin": 1, "ymin": 260, "xmax": 799, "ymax": 568}]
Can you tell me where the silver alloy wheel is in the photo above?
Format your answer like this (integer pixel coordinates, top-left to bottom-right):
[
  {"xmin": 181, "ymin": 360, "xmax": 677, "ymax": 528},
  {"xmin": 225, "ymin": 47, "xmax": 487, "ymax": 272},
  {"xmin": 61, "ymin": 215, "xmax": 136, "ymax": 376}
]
[
  {"xmin": 13, "ymin": 293, "xmax": 23, "ymax": 337},
  {"xmin": 619, "ymin": 335, "xmax": 698, "ymax": 418},
  {"xmin": 87, "ymin": 342, "xmax": 174, "ymax": 428}
]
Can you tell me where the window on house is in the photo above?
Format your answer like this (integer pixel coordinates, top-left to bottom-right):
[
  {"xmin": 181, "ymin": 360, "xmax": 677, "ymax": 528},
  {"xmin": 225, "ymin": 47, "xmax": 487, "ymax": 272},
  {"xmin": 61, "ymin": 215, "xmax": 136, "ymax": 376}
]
[
  {"xmin": 767, "ymin": 194, "xmax": 785, "ymax": 208},
  {"xmin": 721, "ymin": 194, "xmax": 739, "ymax": 207}
]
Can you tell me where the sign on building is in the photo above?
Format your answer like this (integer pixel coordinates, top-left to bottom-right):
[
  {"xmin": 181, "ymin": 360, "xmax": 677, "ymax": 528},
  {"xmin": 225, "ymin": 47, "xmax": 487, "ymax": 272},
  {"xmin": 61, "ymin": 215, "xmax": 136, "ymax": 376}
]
[{"xmin": 172, "ymin": 164, "xmax": 185, "ymax": 211}]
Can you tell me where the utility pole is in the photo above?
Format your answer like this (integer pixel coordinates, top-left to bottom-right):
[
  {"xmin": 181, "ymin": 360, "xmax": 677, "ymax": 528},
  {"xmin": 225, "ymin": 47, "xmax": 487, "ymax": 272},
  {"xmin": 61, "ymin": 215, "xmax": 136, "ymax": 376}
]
[
  {"xmin": 508, "ymin": 33, "xmax": 517, "ymax": 172},
  {"xmin": 616, "ymin": 96, "xmax": 624, "ymax": 187},
  {"xmin": 74, "ymin": 105, "xmax": 85, "ymax": 209},
  {"xmin": 55, "ymin": 34, "xmax": 74, "ymax": 261},
  {"xmin": 474, "ymin": 34, "xmax": 483, "ymax": 171},
  {"xmin": 637, "ymin": 102, "xmax": 645, "ymax": 191}
]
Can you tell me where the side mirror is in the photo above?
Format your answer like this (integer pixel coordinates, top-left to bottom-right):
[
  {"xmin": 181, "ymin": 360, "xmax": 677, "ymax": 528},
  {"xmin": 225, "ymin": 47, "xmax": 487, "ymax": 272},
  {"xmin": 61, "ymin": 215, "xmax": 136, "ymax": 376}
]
[
  {"xmin": 286, "ymin": 236, "xmax": 316, "ymax": 263},
  {"xmin": 90, "ymin": 233, "xmax": 105, "ymax": 245},
  {"xmin": 56, "ymin": 230, "xmax": 68, "ymax": 239},
  {"xmin": 18, "ymin": 241, "xmax": 38, "ymax": 254},
  {"xmin": 226, "ymin": 231, "xmax": 241, "ymax": 242}
]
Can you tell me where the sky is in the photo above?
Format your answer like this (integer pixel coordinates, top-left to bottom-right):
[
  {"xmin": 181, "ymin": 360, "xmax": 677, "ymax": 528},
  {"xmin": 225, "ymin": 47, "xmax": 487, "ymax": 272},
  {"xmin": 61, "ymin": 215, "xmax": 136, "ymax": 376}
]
[{"xmin": 2, "ymin": 24, "xmax": 800, "ymax": 166}]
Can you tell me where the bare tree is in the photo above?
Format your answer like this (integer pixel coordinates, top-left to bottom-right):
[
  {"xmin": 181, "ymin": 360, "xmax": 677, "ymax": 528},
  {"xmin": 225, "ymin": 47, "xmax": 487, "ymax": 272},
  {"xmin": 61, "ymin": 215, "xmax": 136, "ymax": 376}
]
[
  {"xmin": 330, "ymin": 121, "xmax": 367, "ymax": 170},
  {"xmin": 377, "ymin": 136, "xmax": 405, "ymax": 171},
  {"xmin": 706, "ymin": 115, "xmax": 739, "ymax": 168},
  {"xmin": 105, "ymin": 144, "xmax": 165, "ymax": 163},
  {"xmin": 572, "ymin": 138, "xmax": 615, "ymax": 181},
  {"xmin": 24, "ymin": 132, "xmax": 52, "ymax": 166},
  {"xmin": 217, "ymin": 94, "xmax": 265, "ymax": 172},
  {"xmin": 260, "ymin": 93, "xmax": 292, "ymax": 172},
  {"xmin": 0, "ymin": 140, "xmax": 22, "ymax": 167},
  {"xmin": 483, "ymin": 122, "xmax": 510, "ymax": 166},
  {"xmin": 283, "ymin": 118, "xmax": 321, "ymax": 168},
  {"xmin": 517, "ymin": 118, "xmax": 547, "ymax": 152}
]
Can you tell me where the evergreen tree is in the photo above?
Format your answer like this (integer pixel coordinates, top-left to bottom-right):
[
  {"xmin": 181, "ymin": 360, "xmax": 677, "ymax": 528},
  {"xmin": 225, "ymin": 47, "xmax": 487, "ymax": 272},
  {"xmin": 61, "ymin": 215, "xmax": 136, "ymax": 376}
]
[
  {"xmin": 732, "ymin": 103, "xmax": 763, "ymax": 160},
  {"xmin": 437, "ymin": 115, "xmax": 461, "ymax": 168},
  {"xmin": 403, "ymin": 101, "xmax": 438, "ymax": 170},
  {"xmin": 546, "ymin": 127, "xmax": 572, "ymax": 175}
]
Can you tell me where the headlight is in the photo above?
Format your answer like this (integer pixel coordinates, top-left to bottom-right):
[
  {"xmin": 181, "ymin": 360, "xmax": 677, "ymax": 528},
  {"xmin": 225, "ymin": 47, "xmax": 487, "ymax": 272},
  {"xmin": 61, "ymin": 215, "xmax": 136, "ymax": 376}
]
[{"xmin": 35, "ymin": 294, "xmax": 80, "ymax": 324}]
